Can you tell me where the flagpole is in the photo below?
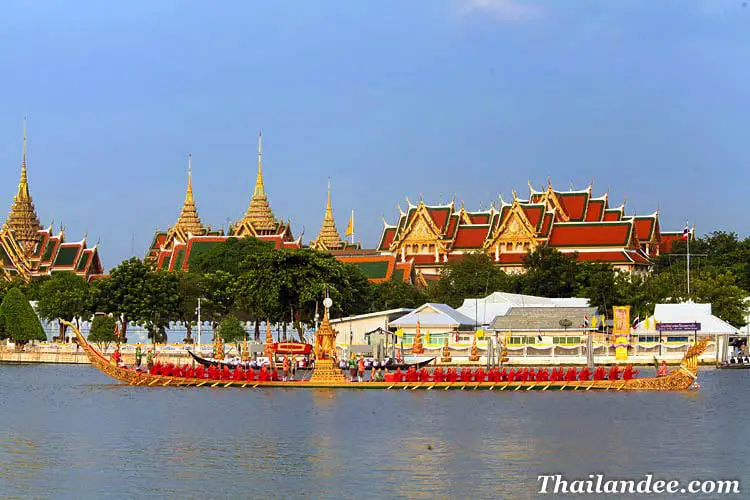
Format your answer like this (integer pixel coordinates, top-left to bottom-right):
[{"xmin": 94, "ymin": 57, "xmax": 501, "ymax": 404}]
[{"xmin": 351, "ymin": 209, "xmax": 355, "ymax": 245}]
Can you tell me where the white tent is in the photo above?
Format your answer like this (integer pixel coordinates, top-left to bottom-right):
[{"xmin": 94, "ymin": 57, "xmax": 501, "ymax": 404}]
[{"xmin": 633, "ymin": 302, "xmax": 739, "ymax": 335}]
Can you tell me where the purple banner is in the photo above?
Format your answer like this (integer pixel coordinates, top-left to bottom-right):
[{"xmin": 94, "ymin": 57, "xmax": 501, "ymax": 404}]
[{"xmin": 656, "ymin": 322, "xmax": 701, "ymax": 332}]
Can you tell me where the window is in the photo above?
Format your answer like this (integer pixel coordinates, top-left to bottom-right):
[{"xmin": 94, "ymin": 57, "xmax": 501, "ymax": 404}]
[
  {"xmin": 553, "ymin": 336, "xmax": 580, "ymax": 345},
  {"xmin": 509, "ymin": 336, "xmax": 537, "ymax": 345},
  {"xmin": 667, "ymin": 336, "xmax": 689, "ymax": 343},
  {"xmin": 638, "ymin": 336, "xmax": 659, "ymax": 343}
]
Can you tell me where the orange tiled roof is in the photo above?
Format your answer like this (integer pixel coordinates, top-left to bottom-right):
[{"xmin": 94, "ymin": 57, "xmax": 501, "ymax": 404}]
[{"xmin": 549, "ymin": 222, "xmax": 633, "ymax": 248}]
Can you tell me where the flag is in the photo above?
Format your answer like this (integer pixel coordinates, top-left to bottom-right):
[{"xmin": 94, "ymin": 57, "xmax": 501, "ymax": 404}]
[
  {"xmin": 583, "ymin": 315, "xmax": 590, "ymax": 327},
  {"xmin": 114, "ymin": 321, "xmax": 121, "ymax": 339},
  {"xmin": 591, "ymin": 315, "xmax": 598, "ymax": 328},
  {"xmin": 632, "ymin": 315, "xmax": 640, "ymax": 328},
  {"xmin": 682, "ymin": 223, "xmax": 690, "ymax": 240},
  {"xmin": 345, "ymin": 209, "xmax": 354, "ymax": 237}
]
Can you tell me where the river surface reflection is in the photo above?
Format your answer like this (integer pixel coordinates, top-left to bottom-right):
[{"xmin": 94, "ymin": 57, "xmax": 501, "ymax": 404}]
[{"xmin": 0, "ymin": 364, "xmax": 745, "ymax": 498}]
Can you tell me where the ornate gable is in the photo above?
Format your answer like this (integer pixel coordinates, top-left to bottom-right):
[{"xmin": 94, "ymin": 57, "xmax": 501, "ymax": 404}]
[
  {"xmin": 483, "ymin": 199, "xmax": 541, "ymax": 256},
  {"xmin": 389, "ymin": 201, "xmax": 450, "ymax": 253}
]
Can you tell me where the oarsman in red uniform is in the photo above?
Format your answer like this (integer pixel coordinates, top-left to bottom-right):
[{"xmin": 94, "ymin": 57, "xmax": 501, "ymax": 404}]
[
  {"xmin": 419, "ymin": 367, "xmax": 430, "ymax": 382},
  {"xmin": 499, "ymin": 368, "xmax": 508, "ymax": 381},
  {"xmin": 221, "ymin": 366, "xmax": 232, "ymax": 380},
  {"xmin": 565, "ymin": 367, "xmax": 578, "ymax": 382},
  {"xmin": 246, "ymin": 368, "xmax": 256, "ymax": 382},
  {"xmin": 608, "ymin": 364, "xmax": 620, "ymax": 381},
  {"xmin": 185, "ymin": 366, "xmax": 195, "ymax": 378},
  {"xmin": 593, "ymin": 366, "xmax": 605, "ymax": 380},
  {"xmin": 474, "ymin": 367, "xmax": 485, "ymax": 382},
  {"xmin": 507, "ymin": 368, "xmax": 516, "ymax": 382},
  {"xmin": 394, "ymin": 367, "xmax": 403, "ymax": 382},
  {"xmin": 433, "ymin": 367, "xmax": 444, "ymax": 382},
  {"xmin": 578, "ymin": 367, "xmax": 591, "ymax": 380},
  {"xmin": 622, "ymin": 365, "xmax": 639, "ymax": 380},
  {"xmin": 195, "ymin": 366, "xmax": 205, "ymax": 379},
  {"xmin": 234, "ymin": 367, "xmax": 245, "ymax": 381},
  {"xmin": 259, "ymin": 365, "xmax": 270, "ymax": 381}
]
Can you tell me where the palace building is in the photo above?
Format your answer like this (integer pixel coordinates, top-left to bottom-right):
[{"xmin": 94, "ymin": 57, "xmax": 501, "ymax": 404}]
[
  {"xmin": 364, "ymin": 181, "xmax": 685, "ymax": 282},
  {"xmin": 0, "ymin": 122, "xmax": 104, "ymax": 281},
  {"xmin": 143, "ymin": 138, "xmax": 684, "ymax": 286},
  {"xmin": 147, "ymin": 134, "xmax": 301, "ymax": 271}
]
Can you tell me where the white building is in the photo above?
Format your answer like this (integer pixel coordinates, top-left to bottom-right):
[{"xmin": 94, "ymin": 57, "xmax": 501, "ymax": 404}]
[
  {"xmin": 388, "ymin": 303, "xmax": 476, "ymax": 344},
  {"xmin": 330, "ymin": 308, "xmax": 413, "ymax": 347},
  {"xmin": 456, "ymin": 292, "xmax": 591, "ymax": 327}
]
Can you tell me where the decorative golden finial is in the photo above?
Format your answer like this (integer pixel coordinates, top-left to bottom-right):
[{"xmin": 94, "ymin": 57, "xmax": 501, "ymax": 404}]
[
  {"xmin": 4, "ymin": 116, "xmax": 42, "ymax": 255},
  {"xmin": 236, "ymin": 130, "xmax": 279, "ymax": 235},
  {"xmin": 310, "ymin": 177, "xmax": 344, "ymax": 250},
  {"xmin": 461, "ymin": 200, "xmax": 465, "ymax": 210},
  {"xmin": 512, "ymin": 189, "xmax": 518, "ymax": 200},
  {"xmin": 186, "ymin": 153, "xmax": 194, "ymax": 202},
  {"xmin": 169, "ymin": 153, "xmax": 204, "ymax": 238},
  {"xmin": 254, "ymin": 131, "xmax": 264, "ymax": 197}
]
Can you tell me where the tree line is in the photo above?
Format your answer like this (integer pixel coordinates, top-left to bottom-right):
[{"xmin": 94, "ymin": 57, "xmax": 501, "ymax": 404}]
[{"xmin": 0, "ymin": 232, "xmax": 746, "ymax": 346}]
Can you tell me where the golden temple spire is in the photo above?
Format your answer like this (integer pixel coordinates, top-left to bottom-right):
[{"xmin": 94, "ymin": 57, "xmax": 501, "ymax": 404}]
[
  {"xmin": 254, "ymin": 131, "xmax": 265, "ymax": 197},
  {"xmin": 239, "ymin": 131, "xmax": 278, "ymax": 234},
  {"xmin": 310, "ymin": 177, "xmax": 344, "ymax": 250},
  {"xmin": 18, "ymin": 117, "xmax": 30, "ymax": 201},
  {"xmin": 171, "ymin": 153, "xmax": 204, "ymax": 236},
  {"xmin": 5, "ymin": 116, "xmax": 42, "ymax": 255}
]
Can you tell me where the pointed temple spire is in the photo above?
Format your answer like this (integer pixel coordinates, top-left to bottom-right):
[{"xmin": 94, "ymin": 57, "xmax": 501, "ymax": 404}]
[
  {"xmin": 241, "ymin": 130, "xmax": 279, "ymax": 233},
  {"xmin": 254, "ymin": 131, "xmax": 265, "ymax": 197},
  {"xmin": 4, "ymin": 117, "xmax": 42, "ymax": 255},
  {"xmin": 172, "ymin": 153, "xmax": 204, "ymax": 236},
  {"xmin": 311, "ymin": 177, "xmax": 344, "ymax": 250}
]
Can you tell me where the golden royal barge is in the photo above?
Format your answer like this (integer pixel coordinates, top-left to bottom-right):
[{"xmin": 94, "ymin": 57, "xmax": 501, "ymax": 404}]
[{"xmin": 64, "ymin": 305, "xmax": 708, "ymax": 392}]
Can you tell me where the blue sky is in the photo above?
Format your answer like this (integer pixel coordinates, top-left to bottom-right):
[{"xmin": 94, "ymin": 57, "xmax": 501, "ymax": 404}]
[{"xmin": 0, "ymin": 0, "xmax": 748, "ymax": 270}]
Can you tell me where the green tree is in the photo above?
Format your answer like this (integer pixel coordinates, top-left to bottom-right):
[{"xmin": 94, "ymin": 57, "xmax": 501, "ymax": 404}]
[
  {"xmin": 200, "ymin": 270, "xmax": 238, "ymax": 333},
  {"xmin": 98, "ymin": 258, "xmax": 152, "ymax": 338},
  {"xmin": 190, "ymin": 237, "xmax": 275, "ymax": 275},
  {"xmin": 371, "ymin": 281, "xmax": 428, "ymax": 311},
  {"xmin": 35, "ymin": 271, "xmax": 92, "ymax": 342},
  {"xmin": 574, "ymin": 263, "xmax": 621, "ymax": 314},
  {"xmin": 690, "ymin": 270, "xmax": 748, "ymax": 327},
  {"xmin": 175, "ymin": 272, "xmax": 203, "ymax": 343},
  {"xmin": 137, "ymin": 271, "xmax": 180, "ymax": 344},
  {"xmin": 87, "ymin": 314, "xmax": 118, "ymax": 350},
  {"xmin": 520, "ymin": 247, "xmax": 578, "ymax": 298},
  {"xmin": 217, "ymin": 314, "xmax": 247, "ymax": 351},
  {"xmin": 0, "ymin": 287, "xmax": 46, "ymax": 345},
  {"xmin": 429, "ymin": 252, "xmax": 516, "ymax": 307}
]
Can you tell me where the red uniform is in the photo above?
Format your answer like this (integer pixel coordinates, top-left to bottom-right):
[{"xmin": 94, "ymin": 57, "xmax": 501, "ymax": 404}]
[
  {"xmin": 578, "ymin": 367, "xmax": 591, "ymax": 380},
  {"xmin": 608, "ymin": 365, "xmax": 620, "ymax": 381}
]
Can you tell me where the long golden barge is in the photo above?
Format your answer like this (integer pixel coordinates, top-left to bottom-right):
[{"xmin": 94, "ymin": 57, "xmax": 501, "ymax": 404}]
[{"xmin": 67, "ymin": 320, "xmax": 707, "ymax": 392}]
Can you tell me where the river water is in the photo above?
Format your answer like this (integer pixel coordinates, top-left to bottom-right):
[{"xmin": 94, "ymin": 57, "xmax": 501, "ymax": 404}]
[{"xmin": 0, "ymin": 364, "xmax": 745, "ymax": 499}]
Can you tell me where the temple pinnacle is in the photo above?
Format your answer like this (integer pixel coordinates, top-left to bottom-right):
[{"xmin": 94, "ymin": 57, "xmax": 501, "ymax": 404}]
[
  {"xmin": 254, "ymin": 131, "xmax": 265, "ymax": 197},
  {"xmin": 311, "ymin": 177, "xmax": 343, "ymax": 250},
  {"xmin": 18, "ymin": 116, "xmax": 30, "ymax": 201},
  {"xmin": 5, "ymin": 116, "xmax": 42, "ymax": 255},
  {"xmin": 171, "ymin": 153, "xmax": 204, "ymax": 236}
]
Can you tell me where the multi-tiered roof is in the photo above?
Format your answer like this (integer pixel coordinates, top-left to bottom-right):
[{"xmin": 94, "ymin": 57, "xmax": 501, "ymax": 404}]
[
  {"xmin": 310, "ymin": 179, "xmax": 344, "ymax": 251},
  {"xmin": 374, "ymin": 181, "xmax": 680, "ymax": 279},
  {"xmin": 147, "ymin": 135, "xmax": 300, "ymax": 272},
  {"xmin": 0, "ymin": 120, "xmax": 104, "ymax": 281}
]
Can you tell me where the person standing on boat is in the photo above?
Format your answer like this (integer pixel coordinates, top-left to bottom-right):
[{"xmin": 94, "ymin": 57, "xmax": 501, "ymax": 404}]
[
  {"xmin": 657, "ymin": 360, "xmax": 668, "ymax": 377},
  {"xmin": 282, "ymin": 356, "xmax": 290, "ymax": 382},
  {"xmin": 135, "ymin": 345, "xmax": 142, "ymax": 369},
  {"xmin": 290, "ymin": 355, "xmax": 297, "ymax": 380},
  {"xmin": 357, "ymin": 356, "xmax": 365, "ymax": 382}
]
